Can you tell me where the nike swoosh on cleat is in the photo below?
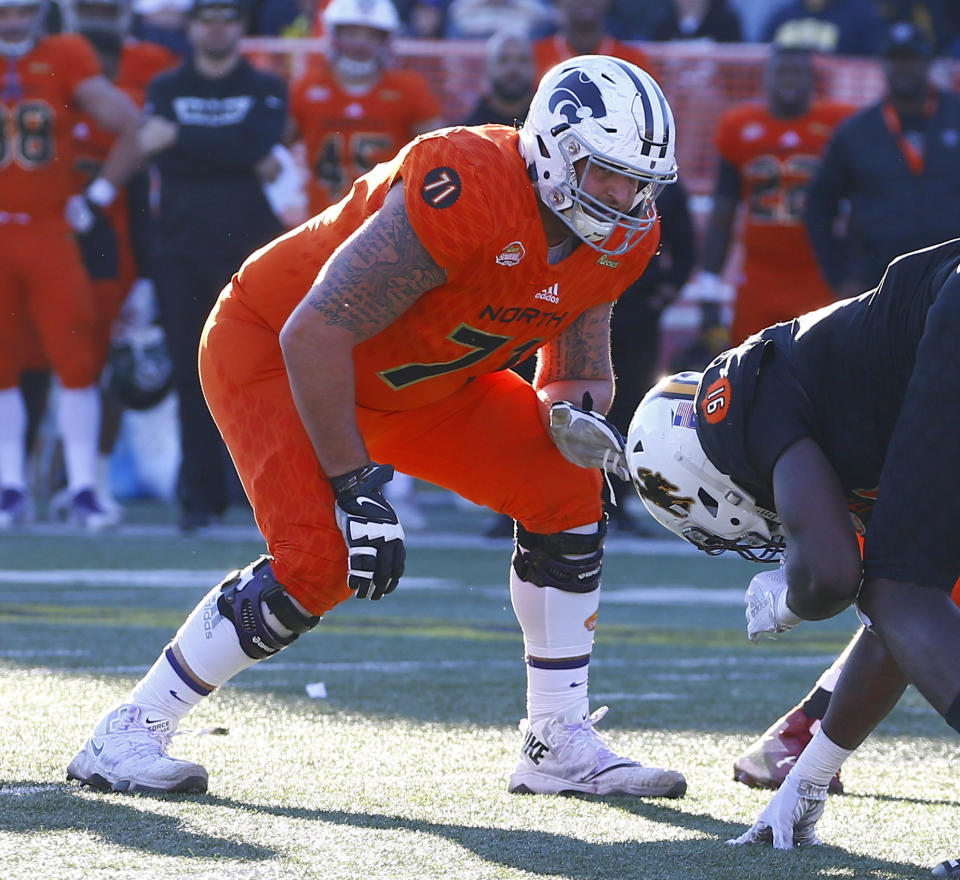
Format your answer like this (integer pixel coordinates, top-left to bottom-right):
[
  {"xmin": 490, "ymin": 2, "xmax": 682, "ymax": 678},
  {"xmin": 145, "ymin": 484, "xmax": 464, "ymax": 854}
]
[
  {"xmin": 775, "ymin": 756, "xmax": 798, "ymax": 769},
  {"xmin": 91, "ymin": 741, "xmax": 104, "ymax": 757}
]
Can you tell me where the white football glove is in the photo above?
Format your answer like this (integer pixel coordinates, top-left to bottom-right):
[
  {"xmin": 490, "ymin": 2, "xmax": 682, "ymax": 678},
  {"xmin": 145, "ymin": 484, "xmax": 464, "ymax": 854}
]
[
  {"xmin": 548, "ymin": 398, "xmax": 629, "ymax": 481},
  {"xmin": 744, "ymin": 563, "xmax": 801, "ymax": 642},
  {"xmin": 682, "ymin": 270, "xmax": 735, "ymax": 304},
  {"xmin": 331, "ymin": 463, "xmax": 405, "ymax": 600},
  {"xmin": 64, "ymin": 193, "xmax": 97, "ymax": 235},
  {"xmin": 726, "ymin": 773, "xmax": 828, "ymax": 849}
]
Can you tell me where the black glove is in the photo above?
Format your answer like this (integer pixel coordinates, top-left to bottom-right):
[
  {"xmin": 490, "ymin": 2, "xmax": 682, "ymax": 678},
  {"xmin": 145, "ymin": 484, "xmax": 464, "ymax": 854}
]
[{"xmin": 331, "ymin": 462, "xmax": 405, "ymax": 600}]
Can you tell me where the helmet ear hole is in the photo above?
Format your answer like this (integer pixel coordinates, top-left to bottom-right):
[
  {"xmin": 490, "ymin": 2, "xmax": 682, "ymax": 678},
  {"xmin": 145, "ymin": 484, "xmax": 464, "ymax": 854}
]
[{"xmin": 697, "ymin": 487, "xmax": 719, "ymax": 518}]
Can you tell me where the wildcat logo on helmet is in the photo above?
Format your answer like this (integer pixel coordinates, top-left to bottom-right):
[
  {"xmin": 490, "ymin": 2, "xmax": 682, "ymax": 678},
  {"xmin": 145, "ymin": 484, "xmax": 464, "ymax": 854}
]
[
  {"xmin": 548, "ymin": 69, "xmax": 607, "ymax": 124},
  {"xmin": 634, "ymin": 467, "xmax": 694, "ymax": 517},
  {"xmin": 495, "ymin": 241, "xmax": 526, "ymax": 267}
]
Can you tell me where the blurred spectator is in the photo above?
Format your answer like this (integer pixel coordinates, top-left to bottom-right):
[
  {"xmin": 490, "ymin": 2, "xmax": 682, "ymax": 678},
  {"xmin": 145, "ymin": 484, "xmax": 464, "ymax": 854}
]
[
  {"xmin": 132, "ymin": 0, "xmax": 191, "ymax": 55},
  {"xmin": 65, "ymin": 0, "xmax": 179, "ymax": 515},
  {"xmin": 874, "ymin": 1, "xmax": 955, "ymax": 54},
  {"xmin": 534, "ymin": 0, "xmax": 654, "ymax": 77},
  {"xmin": 804, "ymin": 21, "xmax": 960, "ymax": 298},
  {"xmin": 462, "ymin": 30, "xmax": 535, "ymax": 126},
  {"xmin": 444, "ymin": 0, "xmax": 554, "ymax": 40},
  {"xmin": 762, "ymin": 0, "xmax": 886, "ymax": 55},
  {"xmin": 645, "ymin": 0, "xmax": 743, "ymax": 42},
  {"xmin": 605, "ymin": 177, "xmax": 695, "ymax": 531},
  {"xmin": 0, "ymin": 0, "xmax": 142, "ymax": 531},
  {"xmin": 253, "ymin": 0, "xmax": 320, "ymax": 36},
  {"xmin": 288, "ymin": 0, "xmax": 443, "ymax": 217},
  {"xmin": 140, "ymin": 0, "xmax": 288, "ymax": 531},
  {"xmin": 688, "ymin": 44, "xmax": 852, "ymax": 346},
  {"xmin": 399, "ymin": 0, "xmax": 446, "ymax": 38}
]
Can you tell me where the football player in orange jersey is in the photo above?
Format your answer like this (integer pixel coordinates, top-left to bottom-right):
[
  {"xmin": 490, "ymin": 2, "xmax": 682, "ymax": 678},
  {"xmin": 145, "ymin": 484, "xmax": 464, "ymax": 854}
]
[
  {"xmin": 287, "ymin": 0, "xmax": 443, "ymax": 217},
  {"xmin": 0, "ymin": 0, "xmax": 143, "ymax": 530},
  {"xmin": 67, "ymin": 55, "xmax": 689, "ymax": 801},
  {"xmin": 62, "ymin": 0, "xmax": 178, "ymax": 517},
  {"xmin": 687, "ymin": 43, "xmax": 853, "ymax": 346},
  {"xmin": 533, "ymin": 0, "xmax": 654, "ymax": 80}
]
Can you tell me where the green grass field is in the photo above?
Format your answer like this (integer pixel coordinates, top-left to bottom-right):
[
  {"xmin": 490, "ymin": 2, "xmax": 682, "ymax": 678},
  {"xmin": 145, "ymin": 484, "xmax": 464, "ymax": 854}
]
[{"xmin": 1, "ymin": 497, "xmax": 956, "ymax": 879}]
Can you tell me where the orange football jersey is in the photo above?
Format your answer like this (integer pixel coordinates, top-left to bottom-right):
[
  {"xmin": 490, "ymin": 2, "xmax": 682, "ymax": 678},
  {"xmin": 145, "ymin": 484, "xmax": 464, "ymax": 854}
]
[
  {"xmin": 231, "ymin": 124, "xmax": 659, "ymax": 411},
  {"xmin": 290, "ymin": 60, "xmax": 441, "ymax": 215},
  {"xmin": 72, "ymin": 39, "xmax": 177, "ymax": 183},
  {"xmin": 533, "ymin": 35, "xmax": 655, "ymax": 79},
  {"xmin": 1, "ymin": 34, "xmax": 101, "ymax": 219},
  {"xmin": 715, "ymin": 100, "xmax": 853, "ymax": 276}
]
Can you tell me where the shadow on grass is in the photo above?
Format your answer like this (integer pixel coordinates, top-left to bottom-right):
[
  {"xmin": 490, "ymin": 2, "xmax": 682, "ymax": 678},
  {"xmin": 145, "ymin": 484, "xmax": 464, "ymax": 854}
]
[
  {"xmin": 0, "ymin": 780, "xmax": 275, "ymax": 861},
  {"xmin": 0, "ymin": 781, "xmax": 933, "ymax": 879}
]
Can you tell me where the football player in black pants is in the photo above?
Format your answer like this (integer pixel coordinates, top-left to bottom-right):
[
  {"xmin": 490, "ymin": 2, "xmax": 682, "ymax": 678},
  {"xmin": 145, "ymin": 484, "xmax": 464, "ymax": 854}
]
[{"xmin": 559, "ymin": 238, "xmax": 960, "ymax": 873}]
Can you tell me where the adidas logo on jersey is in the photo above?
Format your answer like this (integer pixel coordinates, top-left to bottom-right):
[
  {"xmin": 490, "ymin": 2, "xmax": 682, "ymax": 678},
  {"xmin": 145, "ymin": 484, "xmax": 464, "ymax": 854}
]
[
  {"xmin": 534, "ymin": 283, "xmax": 560, "ymax": 304},
  {"xmin": 521, "ymin": 729, "xmax": 550, "ymax": 765}
]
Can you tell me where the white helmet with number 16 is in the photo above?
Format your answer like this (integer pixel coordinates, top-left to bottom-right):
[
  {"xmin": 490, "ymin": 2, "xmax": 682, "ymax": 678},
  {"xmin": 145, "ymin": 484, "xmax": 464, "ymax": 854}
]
[
  {"xmin": 626, "ymin": 372, "xmax": 785, "ymax": 562},
  {"xmin": 519, "ymin": 54, "xmax": 678, "ymax": 256}
]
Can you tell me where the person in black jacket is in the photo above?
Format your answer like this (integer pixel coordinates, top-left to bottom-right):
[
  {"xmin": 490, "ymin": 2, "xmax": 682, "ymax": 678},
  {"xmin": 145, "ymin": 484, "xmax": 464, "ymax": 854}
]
[
  {"xmin": 139, "ymin": 0, "xmax": 287, "ymax": 531},
  {"xmin": 462, "ymin": 30, "xmax": 535, "ymax": 128},
  {"xmin": 804, "ymin": 21, "xmax": 960, "ymax": 300}
]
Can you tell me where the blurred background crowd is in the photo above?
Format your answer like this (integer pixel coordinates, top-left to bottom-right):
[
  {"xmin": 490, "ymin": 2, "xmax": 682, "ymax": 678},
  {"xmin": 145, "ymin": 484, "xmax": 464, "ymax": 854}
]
[{"xmin": 4, "ymin": 0, "xmax": 960, "ymax": 535}]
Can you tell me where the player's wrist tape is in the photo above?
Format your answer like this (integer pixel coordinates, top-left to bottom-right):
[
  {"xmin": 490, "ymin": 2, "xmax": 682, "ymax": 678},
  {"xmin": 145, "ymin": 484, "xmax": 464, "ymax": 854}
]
[{"xmin": 86, "ymin": 177, "xmax": 117, "ymax": 209}]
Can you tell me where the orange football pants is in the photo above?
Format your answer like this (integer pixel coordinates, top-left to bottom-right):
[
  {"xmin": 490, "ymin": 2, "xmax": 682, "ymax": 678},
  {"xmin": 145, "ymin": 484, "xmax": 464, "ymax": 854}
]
[
  {"xmin": 0, "ymin": 217, "xmax": 100, "ymax": 388},
  {"xmin": 199, "ymin": 293, "xmax": 603, "ymax": 617}
]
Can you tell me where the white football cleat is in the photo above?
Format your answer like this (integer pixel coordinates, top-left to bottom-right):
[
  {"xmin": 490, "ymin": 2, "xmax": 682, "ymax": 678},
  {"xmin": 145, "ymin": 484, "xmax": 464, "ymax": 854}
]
[
  {"xmin": 507, "ymin": 705, "xmax": 686, "ymax": 798},
  {"xmin": 67, "ymin": 704, "xmax": 208, "ymax": 794},
  {"xmin": 51, "ymin": 487, "xmax": 121, "ymax": 532},
  {"xmin": 745, "ymin": 566, "xmax": 800, "ymax": 642}
]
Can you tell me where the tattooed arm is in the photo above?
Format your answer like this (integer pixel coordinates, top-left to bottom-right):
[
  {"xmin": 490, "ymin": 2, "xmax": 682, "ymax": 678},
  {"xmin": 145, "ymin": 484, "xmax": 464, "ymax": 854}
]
[
  {"xmin": 279, "ymin": 182, "xmax": 447, "ymax": 477},
  {"xmin": 533, "ymin": 301, "xmax": 616, "ymax": 425}
]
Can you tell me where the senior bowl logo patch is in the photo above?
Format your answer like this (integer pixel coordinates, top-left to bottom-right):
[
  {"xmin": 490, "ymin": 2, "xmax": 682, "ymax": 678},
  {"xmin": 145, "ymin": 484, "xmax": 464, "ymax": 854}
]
[
  {"xmin": 495, "ymin": 240, "xmax": 525, "ymax": 266},
  {"xmin": 421, "ymin": 166, "xmax": 461, "ymax": 209}
]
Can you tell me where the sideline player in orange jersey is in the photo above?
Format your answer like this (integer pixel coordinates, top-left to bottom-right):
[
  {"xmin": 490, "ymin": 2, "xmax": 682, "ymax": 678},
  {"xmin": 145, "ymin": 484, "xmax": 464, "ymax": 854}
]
[
  {"xmin": 67, "ymin": 55, "xmax": 689, "ymax": 801},
  {"xmin": 688, "ymin": 43, "xmax": 853, "ymax": 346},
  {"xmin": 287, "ymin": 0, "xmax": 442, "ymax": 217},
  {"xmin": 0, "ymin": 0, "xmax": 143, "ymax": 530},
  {"xmin": 63, "ymin": 0, "xmax": 177, "ymax": 514},
  {"xmin": 533, "ymin": 0, "xmax": 654, "ymax": 80}
]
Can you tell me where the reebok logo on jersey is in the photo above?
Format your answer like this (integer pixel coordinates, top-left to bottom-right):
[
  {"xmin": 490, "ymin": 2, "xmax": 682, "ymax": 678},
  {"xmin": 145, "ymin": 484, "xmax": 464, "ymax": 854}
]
[
  {"xmin": 534, "ymin": 283, "xmax": 560, "ymax": 304},
  {"xmin": 521, "ymin": 730, "xmax": 550, "ymax": 765},
  {"xmin": 421, "ymin": 166, "xmax": 461, "ymax": 209},
  {"xmin": 495, "ymin": 241, "xmax": 525, "ymax": 267}
]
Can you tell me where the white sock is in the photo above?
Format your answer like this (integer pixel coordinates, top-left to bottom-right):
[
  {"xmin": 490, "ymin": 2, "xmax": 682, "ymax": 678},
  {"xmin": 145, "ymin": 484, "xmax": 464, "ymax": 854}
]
[
  {"xmin": 0, "ymin": 387, "xmax": 27, "ymax": 488},
  {"xmin": 790, "ymin": 728, "xmax": 853, "ymax": 786},
  {"xmin": 58, "ymin": 385, "xmax": 100, "ymax": 491},
  {"xmin": 511, "ymin": 522, "xmax": 600, "ymax": 723}
]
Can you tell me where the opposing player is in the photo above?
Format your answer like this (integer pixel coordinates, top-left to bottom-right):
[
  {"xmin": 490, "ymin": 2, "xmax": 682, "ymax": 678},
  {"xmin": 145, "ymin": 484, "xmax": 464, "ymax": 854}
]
[
  {"xmin": 67, "ymin": 55, "xmax": 688, "ymax": 800},
  {"xmin": 687, "ymin": 41, "xmax": 852, "ymax": 345},
  {"xmin": 0, "ymin": 0, "xmax": 142, "ymax": 529},
  {"xmin": 614, "ymin": 239, "xmax": 960, "ymax": 864},
  {"xmin": 287, "ymin": 0, "xmax": 443, "ymax": 217}
]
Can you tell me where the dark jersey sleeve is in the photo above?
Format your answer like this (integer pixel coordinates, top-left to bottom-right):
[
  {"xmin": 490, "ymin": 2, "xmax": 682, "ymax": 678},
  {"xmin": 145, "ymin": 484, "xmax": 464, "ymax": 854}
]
[{"xmin": 697, "ymin": 337, "xmax": 816, "ymax": 505}]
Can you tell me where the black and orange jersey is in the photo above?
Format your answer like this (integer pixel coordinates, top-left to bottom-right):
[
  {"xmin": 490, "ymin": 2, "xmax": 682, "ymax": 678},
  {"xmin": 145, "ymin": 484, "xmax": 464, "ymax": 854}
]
[
  {"xmin": 230, "ymin": 124, "xmax": 659, "ymax": 411},
  {"xmin": 1, "ymin": 34, "xmax": 101, "ymax": 218},
  {"xmin": 289, "ymin": 58, "xmax": 441, "ymax": 215},
  {"xmin": 695, "ymin": 237, "xmax": 960, "ymax": 524}
]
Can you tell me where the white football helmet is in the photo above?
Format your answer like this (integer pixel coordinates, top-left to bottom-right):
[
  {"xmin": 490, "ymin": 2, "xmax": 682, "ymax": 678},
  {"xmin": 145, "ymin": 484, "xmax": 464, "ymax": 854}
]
[
  {"xmin": 626, "ymin": 372, "xmax": 785, "ymax": 562},
  {"xmin": 519, "ymin": 55, "xmax": 678, "ymax": 256},
  {"xmin": 323, "ymin": 0, "xmax": 398, "ymax": 77},
  {"xmin": 0, "ymin": 0, "xmax": 48, "ymax": 57}
]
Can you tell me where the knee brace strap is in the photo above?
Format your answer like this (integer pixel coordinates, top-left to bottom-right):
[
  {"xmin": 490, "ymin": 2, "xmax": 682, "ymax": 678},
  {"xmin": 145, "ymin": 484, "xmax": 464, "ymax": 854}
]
[
  {"xmin": 512, "ymin": 520, "xmax": 606, "ymax": 593},
  {"xmin": 217, "ymin": 556, "xmax": 320, "ymax": 660}
]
